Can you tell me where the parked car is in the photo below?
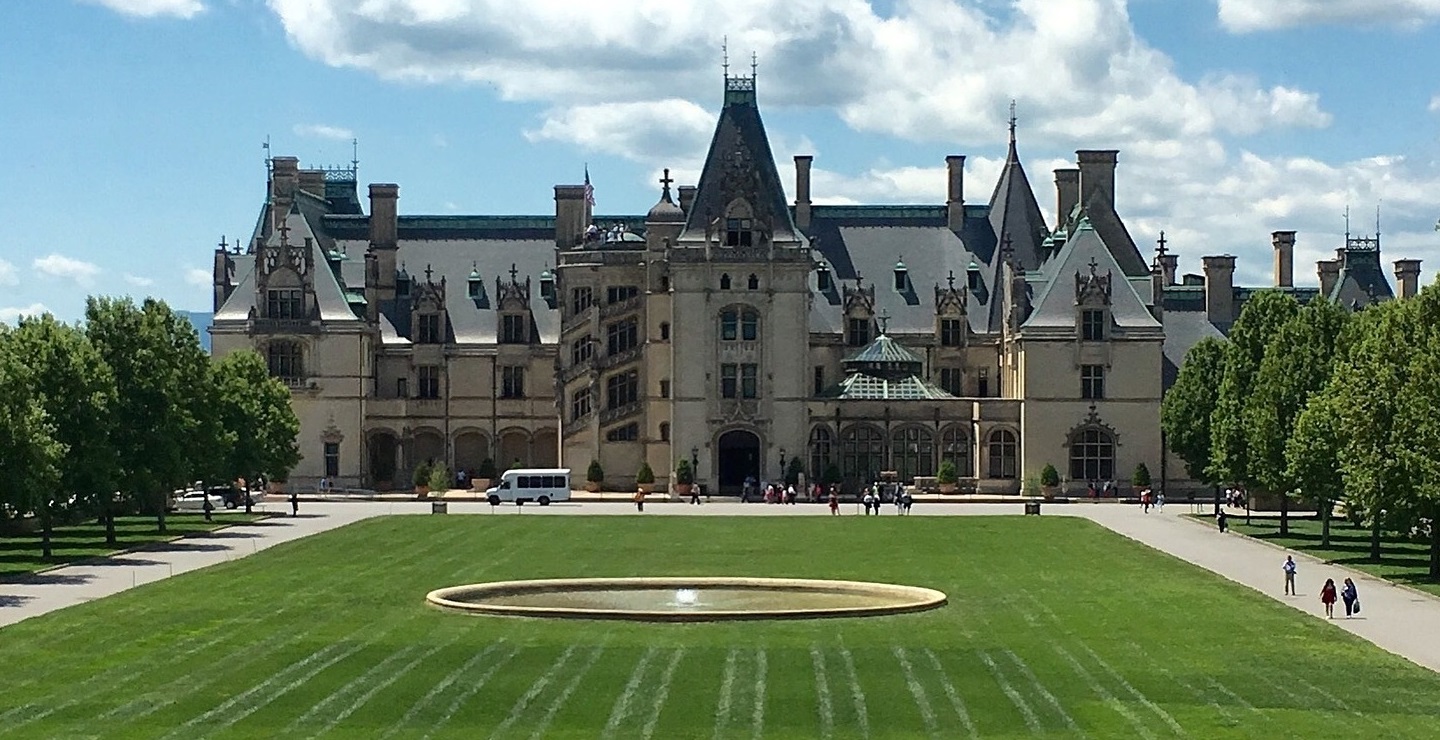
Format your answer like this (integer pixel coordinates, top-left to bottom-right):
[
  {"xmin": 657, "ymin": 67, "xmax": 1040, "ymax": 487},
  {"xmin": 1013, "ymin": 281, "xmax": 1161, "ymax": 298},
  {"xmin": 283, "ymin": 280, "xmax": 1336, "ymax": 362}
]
[{"xmin": 173, "ymin": 491, "xmax": 222, "ymax": 513}]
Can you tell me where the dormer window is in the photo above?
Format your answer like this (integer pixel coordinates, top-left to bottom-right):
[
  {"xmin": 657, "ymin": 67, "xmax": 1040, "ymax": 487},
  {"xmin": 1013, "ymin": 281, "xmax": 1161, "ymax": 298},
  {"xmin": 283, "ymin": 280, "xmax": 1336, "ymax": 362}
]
[
  {"xmin": 893, "ymin": 260, "xmax": 908, "ymax": 291},
  {"xmin": 817, "ymin": 264, "xmax": 832, "ymax": 291},
  {"xmin": 467, "ymin": 268, "xmax": 484, "ymax": 301},
  {"xmin": 266, "ymin": 289, "xmax": 303, "ymax": 320},
  {"xmin": 539, "ymin": 269, "xmax": 555, "ymax": 301},
  {"xmin": 1081, "ymin": 308, "xmax": 1106, "ymax": 341},
  {"xmin": 417, "ymin": 313, "xmax": 442, "ymax": 344},
  {"xmin": 966, "ymin": 261, "xmax": 981, "ymax": 291},
  {"xmin": 846, "ymin": 317, "xmax": 871, "ymax": 347},
  {"xmin": 725, "ymin": 218, "xmax": 754, "ymax": 247},
  {"xmin": 720, "ymin": 273, "xmax": 732, "ymax": 290},
  {"xmin": 940, "ymin": 318, "xmax": 963, "ymax": 347},
  {"xmin": 501, "ymin": 314, "xmax": 528, "ymax": 344},
  {"xmin": 396, "ymin": 267, "xmax": 412, "ymax": 299}
]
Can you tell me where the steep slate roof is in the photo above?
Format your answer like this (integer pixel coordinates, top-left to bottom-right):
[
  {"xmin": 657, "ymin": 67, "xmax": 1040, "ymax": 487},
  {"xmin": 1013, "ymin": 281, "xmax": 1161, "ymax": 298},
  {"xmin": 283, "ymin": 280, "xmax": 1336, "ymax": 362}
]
[
  {"xmin": 680, "ymin": 78, "xmax": 799, "ymax": 243},
  {"xmin": 1022, "ymin": 221, "xmax": 1161, "ymax": 332},
  {"xmin": 1161, "ymin": 310, "xmax": 1224, "ymax": 388},
  {"xmin": 1327, "ymin": 244, "xmax": 1394, "ymax": 306},
  {"xmin": 987, "ymin": 133, "xmax": 1050, "ymax": 273},
  {"xmin": 1059, "ymin": 190, "xmax": 1150, "ymax": 277},
  {"xmin": 215, "ymin": 206, "xmax": 359, "ymax": 323}
]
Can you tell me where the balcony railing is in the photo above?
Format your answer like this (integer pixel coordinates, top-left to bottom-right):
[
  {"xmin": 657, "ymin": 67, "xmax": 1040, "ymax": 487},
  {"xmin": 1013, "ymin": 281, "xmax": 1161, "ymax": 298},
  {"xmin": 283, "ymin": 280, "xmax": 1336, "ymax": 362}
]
[
  {"xmin": 599, "ymin": 401, "xmax": 642, "ymax": 426},
  {"xmin": 252, "ymin": 317, "xmax": 321, "ymax": 334},
  {"xmin": 599, "ymin": 295, "xmax": 643, "ymax": 319},
  {"xmin": 597, "ymin": 345, "xmax": 643, "ymax": 371},
  {"xmin": 560, "ymin": 305, "xmax": 594, "ymax": 335}
]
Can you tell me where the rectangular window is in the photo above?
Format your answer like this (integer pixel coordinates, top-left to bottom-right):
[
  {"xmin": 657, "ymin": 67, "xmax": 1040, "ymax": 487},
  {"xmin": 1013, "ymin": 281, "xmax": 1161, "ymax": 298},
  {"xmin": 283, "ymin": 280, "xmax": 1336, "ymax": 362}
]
[
  {"xmin": 725, "ymin": 218, "xmax": 754, "ymax": 247},
  {"xmin": 606, "ymin": 318, "xmax": 639, "ymax": 356},
  {"xmin": 1081, "ymin": 364, "xmax": 1106, "ymax": 400},
  {"xmin": 1081, "ymin": 309, "xmax": 1106, "ymax": 341},
  {"xmin": 501, "ymin": 366, "xmax": 526, "ymax": 399},
  {"xmin": 940, "ymin": 367, "xmax": 963, "ymax": 396},
  {"xmin": 501, "ymin": 314, "xmax": 528, "ymax": 344},
  {"xmin": 417, "ymin": 365, "xmax": 441, "ymax": 399},
  {"xmin": 659, "ymin": 379, "xmax": 671, "ymax": 399},
  {"xmin": 940, "ymin": 318, "xmax": 963, "ymax": 347},
  {"xmin": 659, "ymin": 322, "xmax": 670, "ymax": 341},
  {"xmin": 977, "ymin": 368, "xmax": 990, "ymax": 398},
  {"xmin": 720, "ymin": 364, "xmax": 738, "ymax": 399},
  {"xmin": 720, "ymin": 311, "xmax": 738, "ymax": 341},
  {"xmin": 606, "ymin": 370, "xmax": 639, "ymax": 409},
  {"xmin": 741, "ymin": 312, "xmax": 758, "ymax": 341},
  {"xmin": 572, "ymin": 336, "xmax": 594, "ymax": 365},
  {"xmin": 606, "ymin": 285, "xmax": 639, "ymax": 305},
  {"xmin": 571, "ymin": 287, "xmax": 593, "ymax": 314},
  {"xmin": 395, "ymin": 377, "xmax": 408, "ymax": 399},
  {"xmin": 813, "ymin": 365, "xmax": 825, "ymax": 396},
  {"xmin": 570, "ymin": 387, "xmax": 592, "ymax": 421},
  {"xmin": 417, "ymin": 313, "xmax": 442, "ymax": 344},
  {"xmin": 847, "ymin": 318, "xmax": 871, "ymax": 347},
  {"xmin": 323, "ymin": 442, "xmax": 339, "ymax": 478},
  {"xmin": 605, "ymin": 423, "xmax": 639, "ymax": 442},
  {"xmin": 266, "ymin": 289, "xmax": 303, "ymax": 320},
  {"xmin": 740, "ymin": 363, "xmax": 758, "ymax": 399}
]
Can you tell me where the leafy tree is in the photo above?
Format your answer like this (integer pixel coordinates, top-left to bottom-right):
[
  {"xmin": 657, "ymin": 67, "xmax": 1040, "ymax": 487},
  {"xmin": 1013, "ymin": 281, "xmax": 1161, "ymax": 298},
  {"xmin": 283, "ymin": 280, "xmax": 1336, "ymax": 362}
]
[
  {"xmin": 636, "ymin": 461, "xmax": 656, "ymax": 485},
  {"xmin": 1247, "ymin": 299, "xmax": 1349, "ymax": 533},
  {"xmin": 1209, "ymin": 291, "xmax": 1299, "ymax": 491},
  {"xmin": 0, "ymin": 332, "xmax": 66, "ymax": 558},
  {"xmin": 1161, "ymin": 337, "xmax": 1227, "ymax": 494},
  {"xmin": 1287, "ymin": 393, "xmax": 1345, "ymax": 547},
  {"xmin": 784, "ymin": 457, "xmax": 804, "ymax": 486},
  {"xmin": 1396, "ymin": 283, "xmax": 1440, "ymax": 577},
  {"xmin": 427, "ymin": 465, "xmax": 451, "ymax": 495},
  {"xmin": 211, "ymin": 350, "xmax": 300, "ymax": 509},
  {"xmin": 1039, "ymin": 463, "xmax": 1060, "ymax": 488},
  {"xmin": 1131, "ymin": 463, "xmax": 1151, "ymax": 489}
]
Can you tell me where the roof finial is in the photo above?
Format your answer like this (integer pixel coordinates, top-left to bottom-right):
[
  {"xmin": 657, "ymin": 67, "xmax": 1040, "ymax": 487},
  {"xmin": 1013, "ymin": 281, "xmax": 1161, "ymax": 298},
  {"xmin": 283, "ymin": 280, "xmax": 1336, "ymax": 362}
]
[
  {"xmin": 722, "ymin": 36, "xmax": 729, "ymax": 78},
  {"xmin": 351, "ymin": 137, "xmax": 359, "ymax": 177},
  {"xmin": 751, "ymin": 51, "xmax": 758, "ymax": 80},
  {"xmin": 947, "ymin": 270, "xmax": 956, "ymax": 290},
  {"xmin": 1156, "ymin": 230, "xmax": 1168, "ymax": 256},
  {"xmin": 424, "ymin": 263, "xmax": 433, "ymax": 282},
  {"xmin": 1008, "ymin": 99, "xmax": 1017, "ymax": 144},
  {"xmin": 277, "ymin": 219, "xmax": 290, "ymax": 245},
  {"xmin": 1344, "ymin": 204, "xmax": 1351, "ymax": 242},
  {"xmin": 1087, "ymin": 257, "xmax": 1099, "ymax": 276},
  {"xmin": 877, "ymin": 309, "xmax": 891, "ymax": 335},
  {"xmin": 659, "ymin": 168, "xmax": 673, "ymax": 198},
  {"xmin": 509, "ymin": 263, "xmax": 518, "ymax": 282}
]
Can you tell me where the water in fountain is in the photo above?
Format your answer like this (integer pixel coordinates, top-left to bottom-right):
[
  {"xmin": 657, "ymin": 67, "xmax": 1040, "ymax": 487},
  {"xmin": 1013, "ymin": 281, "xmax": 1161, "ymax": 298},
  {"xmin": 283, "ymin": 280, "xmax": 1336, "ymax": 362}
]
[{"xmin": 673, "ymin": 588, "xmax": 700, "ymax": 607}]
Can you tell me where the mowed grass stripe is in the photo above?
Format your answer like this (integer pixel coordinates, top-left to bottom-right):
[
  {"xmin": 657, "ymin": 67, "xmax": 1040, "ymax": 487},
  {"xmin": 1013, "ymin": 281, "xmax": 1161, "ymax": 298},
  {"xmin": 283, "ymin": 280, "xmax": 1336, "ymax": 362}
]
[
  {"xmin": 639, "ymin": 648, "xmax": 686, "ymax": 740},
  {"xmin": 1054, "ymin": 644, "xmax": 1157, "ymax": 739},
  {"xmin": 921, "ymin": 648, "xmax": 978, "ymax": 738},
  {"xmin": 600, "ymin": 645, "xmax": 658, "ymax": 739}
]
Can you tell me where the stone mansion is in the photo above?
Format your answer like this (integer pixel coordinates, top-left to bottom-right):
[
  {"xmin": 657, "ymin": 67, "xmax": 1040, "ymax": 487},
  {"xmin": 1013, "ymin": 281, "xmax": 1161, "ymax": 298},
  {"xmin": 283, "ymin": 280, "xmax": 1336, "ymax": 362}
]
[{"xmin": 209, "ymin": 74, "xmax": 1422, "ymax": 494}]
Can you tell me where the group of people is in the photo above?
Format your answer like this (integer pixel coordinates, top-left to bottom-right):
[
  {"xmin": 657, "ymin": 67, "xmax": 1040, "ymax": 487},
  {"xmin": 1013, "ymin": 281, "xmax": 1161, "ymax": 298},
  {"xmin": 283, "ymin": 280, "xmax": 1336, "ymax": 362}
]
[
  {"xmin": 860, "ymin": 487, "xmax": 913, "ymax": 515},
  {"xmin": 1285, "ymin": 555, "xmax": 1362, "ymax": 618},
  {"xmin": 1138, "ymin": 489, "xmax": 1164, "ymax": 512}
]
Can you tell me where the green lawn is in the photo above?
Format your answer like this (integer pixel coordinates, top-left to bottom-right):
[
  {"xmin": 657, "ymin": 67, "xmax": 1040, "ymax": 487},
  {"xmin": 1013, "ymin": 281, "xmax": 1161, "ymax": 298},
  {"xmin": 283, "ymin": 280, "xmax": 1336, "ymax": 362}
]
[
  {"xmin": 3, "ymin": 515, "xmax": 1439, "ymax": 738},
  {"xmin": 0, "ymin": 513, "xmax": 266, "ymax": 579},
  {"xmin": 1228, "ymin": 514, "xmax": 1440, "ymax": 597}
]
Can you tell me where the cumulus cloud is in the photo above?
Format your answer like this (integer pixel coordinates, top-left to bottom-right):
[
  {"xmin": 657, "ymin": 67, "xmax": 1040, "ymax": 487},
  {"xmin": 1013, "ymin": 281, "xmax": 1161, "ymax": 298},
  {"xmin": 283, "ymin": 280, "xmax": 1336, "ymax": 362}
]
[
  {"xmin": 33, "ymin": 254, "xmax": 101, "ymax": 287},
  {"xmin": 1216, "ymin": 0, "xmax": 1440, "ymax": 32},
  {"xmin": 84, "ymin": 0, "xmax": 205, "ymax": 19},
  {"xmin": 0, "ymin": 304, "xmax": 50, "ymax": 324},
  {"xmin": 293, "ymin": 123, "xmax": 355, "ymax": 141},
  {"xmin": 1430, "ymin": 95, "xmax": 1440, "ymax": 113},
  {"xmin": 123, "ymin": 273, "xmax": 155, "ymax": 288},
  {"xmin": 0, "ymin": 259, "xmax": 17, "ymax": 286},
  {"xmin": 185, "ymin": 267, "xmax": 212, "ymax": 287}
]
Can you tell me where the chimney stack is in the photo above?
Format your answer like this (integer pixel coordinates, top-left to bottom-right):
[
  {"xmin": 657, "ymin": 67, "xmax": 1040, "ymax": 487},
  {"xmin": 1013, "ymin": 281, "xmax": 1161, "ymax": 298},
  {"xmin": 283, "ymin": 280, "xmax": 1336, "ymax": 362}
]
[
  {"xmin": 1317, "ymin": 259, "xmax": 1340, "ymax": 298},
  {"xmin": 945, "ymin": 155, "xmax": 965, "ymax": 230},
  {"xmin": 794, "ymin": 155, "xmax": 813, "ymax": 230},
  {"xmin": 1076, "ymin": 150, "xmax": 1119, "ymax": 206},
  {"xmin": 678, "ymin": 185, "xmax": 697, "ymax": 216},
  {"xmin": 270, "ymin": 156, "xmax": 300, "ymax": 230},
  {"xmin": 1272, "ymin": 230, "xmax": 1296, "ymax": 288},
  {"xmin": 1157, "ymin": 253, "xmax": 1179, "ymax": 286},
  {"xmin": 368, "ymin": 183, "xmax": 399, "ymax": 248},
  {"xmin": 553, "ymin": 184, "xmax": 589, "ymax": 249},
  {"xmin": 1202, "ymin": 255, "xmax": 1237, "ymax": 325},
  {"xmin": 1054, "ymin": 168, "xmax": 1079, "ymax": 226},
  {"xmin": 1395, "ymin": 259, "xmax": 1422, "ymax": 299},
  {"xmin": 298, "ymin": 169, "xmax": 326, "ymax": 199}
]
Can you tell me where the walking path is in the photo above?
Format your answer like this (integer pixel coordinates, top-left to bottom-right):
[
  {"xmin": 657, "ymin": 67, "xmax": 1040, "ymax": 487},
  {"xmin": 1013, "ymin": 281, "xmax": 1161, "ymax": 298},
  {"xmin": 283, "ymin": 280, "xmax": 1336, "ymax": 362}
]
[{"xmin": 4, "ymin": 499, "xmax": 1440, "ymax": 675}]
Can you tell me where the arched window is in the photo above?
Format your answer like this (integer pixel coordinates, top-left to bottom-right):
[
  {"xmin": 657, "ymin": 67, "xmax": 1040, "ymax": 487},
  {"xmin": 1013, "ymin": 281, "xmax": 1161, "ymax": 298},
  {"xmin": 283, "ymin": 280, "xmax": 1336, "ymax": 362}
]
[
  {"xmin": 809, "ymin": 427, "xmax": 833, "ymax": 480},
  {"xmin": 747, "ymin": 274, "xmax": 759, "ymax": 290},
  {"xmin": 720, "ymin": 273, "xmax": 732, "ymax": 290},
  {"xmin": 986, "ymin": 429, "xmax": 1018, "ymax": 479},
  {"xmin": 659, "ymin": 422, "xmax": 670, "ymax": 442},
  {"xmin": 841, "ymin": 426, "xmax": 885, "ymax": 483},
  {"xmin": 891, "ymin": 427, "xmax": 934, "ymax": 482},
  {"xmin": 720, "ymin": 308, "xmax": 759, "ymax": 341},
  {"xmin": 267, "ymin": 341, "xmax": 303, "ymax": 381},
  {"xmin": 720, "ymin": 309, "xmax": 738, "ymax": 340},
  {"xmin": 1069, "ymin": 428, "xmax": 1115, "ymax": 482},
  {"xmin": 940, "ymin": 426, "xmax": 971, "ymax": 479},
  {"xmin": 740, "ymin": 309, "xmax": 759, "ymax": 340}
]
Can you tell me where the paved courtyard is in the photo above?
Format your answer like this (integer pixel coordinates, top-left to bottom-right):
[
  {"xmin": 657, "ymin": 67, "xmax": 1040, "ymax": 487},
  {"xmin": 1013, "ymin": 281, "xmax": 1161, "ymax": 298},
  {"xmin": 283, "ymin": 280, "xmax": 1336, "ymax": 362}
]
[{"xmin": 4, "ymin": 499, "xmax": 1439, "ymax": 675}]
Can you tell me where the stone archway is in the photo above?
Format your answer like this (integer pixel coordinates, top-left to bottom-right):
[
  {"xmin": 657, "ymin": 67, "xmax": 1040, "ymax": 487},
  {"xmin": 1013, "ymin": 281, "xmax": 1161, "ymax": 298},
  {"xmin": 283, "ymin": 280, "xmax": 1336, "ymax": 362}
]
[
  {"xmin": 717, "ymin": 429, "xmax": 761, "ymax": 494},
  {"xmin": 531, "ymin": 428, "xmax": 558, "ymax": 467},
  {"xmin": 412, "ymin": 429, "xmax": 445, "ymax": 471},
  {"xmin": 368, "ymin": 431, "xmax": 399, "ymax": 489},
  {"xmin": 453, "ymin": 431, "xmax": 490, "ymax": 476},
  {"xmin": 499, "ymin": 429, "xmax": 530, "ymax": 471}
]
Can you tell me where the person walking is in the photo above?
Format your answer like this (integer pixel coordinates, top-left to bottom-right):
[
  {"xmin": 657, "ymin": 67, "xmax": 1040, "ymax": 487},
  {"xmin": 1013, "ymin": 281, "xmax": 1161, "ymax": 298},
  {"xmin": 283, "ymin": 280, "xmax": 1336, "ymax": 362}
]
[
  {"xmin": 633, "ymin": 489, "xmax": 646, "ymax": 512},
  {"xmin": 1156, "ymin": 491, "xmax": 1165, "ymax": 512},
  {"xmin": 689, "ymin": 486, "xmax": 700, "ymax": 505},
  {"xmin": 862, "ymin": 491, "xmax": 875, "ymax": 515},
  {"xmin": 1216, "ymin": 509, "xmax": 1228, "ymax": 533},
  {"xmin": 1341, "ymin": 577, "xmax": 1360, "ymax": 618},
  {"xmin": 828, "ymin": 490, "xmax": 839, "ymax": 516},
  {"xmin": 902, "ymin": 490, "xmax": 913, "ymax": 515},
  {"xmin": 202, "ymin": 495, "xmax": 214, "ymax": 523},
  {"xmin": 1283, "ymin": 555, "xmax": 1298, "ymax": 596},
  {"xmin": 289, "ymin": 490, "xmax": 299, "ymax": 517},
  {"xmin": 1320, "ymin": 578, "xmax": 1338, "ymax": 618}
]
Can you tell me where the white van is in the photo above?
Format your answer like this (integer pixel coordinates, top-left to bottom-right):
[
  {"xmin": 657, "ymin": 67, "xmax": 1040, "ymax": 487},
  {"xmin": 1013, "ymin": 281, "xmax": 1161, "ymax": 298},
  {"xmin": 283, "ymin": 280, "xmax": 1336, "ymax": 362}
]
[{"xmin": 485, "ymin": 468, "xmax": 572, "ymax": 506}]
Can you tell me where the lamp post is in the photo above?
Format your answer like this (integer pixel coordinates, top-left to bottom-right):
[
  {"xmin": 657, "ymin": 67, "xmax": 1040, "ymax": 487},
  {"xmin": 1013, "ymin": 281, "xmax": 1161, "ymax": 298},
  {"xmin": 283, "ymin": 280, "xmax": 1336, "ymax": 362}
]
[
  {"xmin": 779, "ymin": 447, "xmax": 787, "ymax": 482},
  {"xmin": 691, "ymin": 446, "xmax": 699, "ymax": 496}
]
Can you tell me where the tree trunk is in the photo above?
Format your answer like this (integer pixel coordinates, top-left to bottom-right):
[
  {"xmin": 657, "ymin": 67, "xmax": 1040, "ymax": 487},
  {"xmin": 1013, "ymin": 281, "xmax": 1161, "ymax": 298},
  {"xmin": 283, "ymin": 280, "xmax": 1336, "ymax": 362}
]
[
  {"xmin": 1371, "ymin": 515, "xmax": 1382, "ymax": 562},
  {"xmin": 1320, "ymin": 500, "xmax": 1331, "ymax": 548},
  {"xmin": 40, "ymin": 502, "xmax": 53, "ymax": 561},
  {"xmin": 1213, "ymin": 484, "xmax": 1220, "ymax": 517},
  {"xmin": 1279, "ymin": 492, "xmax": 1289, "ymax": 536},
  {"xmin": 104, "ymin": 511, "xmax": 117, "ymax": 547},
  {"xmin": 156, "ymin": 493, "xmax": 167, "ymax": 534}
]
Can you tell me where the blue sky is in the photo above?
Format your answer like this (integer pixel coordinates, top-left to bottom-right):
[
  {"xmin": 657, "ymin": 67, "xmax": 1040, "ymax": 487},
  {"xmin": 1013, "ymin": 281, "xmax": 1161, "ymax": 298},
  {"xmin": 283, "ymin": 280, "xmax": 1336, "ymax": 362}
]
[{"xmin": 2, "ymin": 0, "xmax": 1439, "ymax": 322}]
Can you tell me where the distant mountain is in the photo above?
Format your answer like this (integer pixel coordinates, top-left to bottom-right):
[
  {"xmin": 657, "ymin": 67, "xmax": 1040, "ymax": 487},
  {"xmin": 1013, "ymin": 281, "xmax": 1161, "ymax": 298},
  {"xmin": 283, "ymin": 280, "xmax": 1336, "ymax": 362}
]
[{"xmin": 177, "ymin": 310, "xmax": 213, "ymax": 353}]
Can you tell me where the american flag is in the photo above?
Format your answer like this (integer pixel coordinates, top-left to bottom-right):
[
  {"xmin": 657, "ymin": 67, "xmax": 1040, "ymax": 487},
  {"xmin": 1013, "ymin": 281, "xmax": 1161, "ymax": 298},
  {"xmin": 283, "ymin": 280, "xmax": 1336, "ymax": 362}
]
[{"xmin": 583, "ymin": 165, "xmax": 595, "ymax": 208}]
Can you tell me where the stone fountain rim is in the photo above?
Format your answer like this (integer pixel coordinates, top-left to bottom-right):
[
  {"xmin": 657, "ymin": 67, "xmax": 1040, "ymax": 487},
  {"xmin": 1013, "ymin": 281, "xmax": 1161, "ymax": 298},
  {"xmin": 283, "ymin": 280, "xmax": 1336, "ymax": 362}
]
[{"xmin": 425, "ymin": 576, "xmax": 947, "ymax": 622}]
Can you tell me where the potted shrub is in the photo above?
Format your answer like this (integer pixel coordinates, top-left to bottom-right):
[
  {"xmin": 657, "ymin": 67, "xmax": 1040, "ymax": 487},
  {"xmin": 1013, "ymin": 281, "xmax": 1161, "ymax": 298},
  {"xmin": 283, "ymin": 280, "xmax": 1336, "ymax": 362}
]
[
  {"xmin": 784, "ymin": 457, "xmax": 805, "ymax": 487},
  {"xmin": 673, "ymin": 458, "xmax": 695, "ymax": 496},
  {"xmin": 412, "ymin": 461, "xmax": 431, "ymax": 498},
  {"xmin": 585, "ymin": 459, "xmax": 604, "ymax": 493},
  {"xmin": 1040, "ymin": 463, "xmax": 1060, "ymax": 499},
  {"xmin": 427, "ymin": 465, "xmax": 451, "ymax": 513},
  {"xmin": 636, "ymin": 461, "xmax": 656, "ymax": 495},
  {"xmin": 1132, "ymin": 462, "xmax": 1152, "ymax": 496},
  {"xmin": 822, "ymin": 463, "xmax": 842, "ymax": 488},
  {"xmin": 936, "ymin": 460, "xmax": 959, "ymax": 494},
  {"xmin": 474, "ymin": 458, "xmax": 496, "ymax": 490}
]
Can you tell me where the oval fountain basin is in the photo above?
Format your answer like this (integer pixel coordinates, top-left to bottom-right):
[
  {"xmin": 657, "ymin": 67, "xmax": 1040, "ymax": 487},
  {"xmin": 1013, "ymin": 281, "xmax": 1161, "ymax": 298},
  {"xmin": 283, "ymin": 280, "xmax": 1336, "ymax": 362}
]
[{"xmin": 425, "ymin": 577, "xmax": 947, "ymax": 622}]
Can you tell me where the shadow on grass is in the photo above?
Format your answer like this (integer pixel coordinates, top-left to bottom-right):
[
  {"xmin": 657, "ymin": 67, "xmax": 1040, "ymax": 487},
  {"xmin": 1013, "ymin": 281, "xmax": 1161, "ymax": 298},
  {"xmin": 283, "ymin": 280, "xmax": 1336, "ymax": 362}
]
[{"xmin": 4, "ymin": 572, "xmax": 97, "ymax": 586}]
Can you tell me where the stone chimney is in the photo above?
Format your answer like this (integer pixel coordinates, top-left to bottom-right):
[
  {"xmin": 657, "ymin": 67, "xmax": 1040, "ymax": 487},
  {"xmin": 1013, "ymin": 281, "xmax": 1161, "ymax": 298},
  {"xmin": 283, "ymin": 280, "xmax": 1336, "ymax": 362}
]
[
  {"xmin": 269, "ymin": 156, "xmax": 300, "ymax": 230},
  {"xmin": 1157, "ymin": 253, "xmax": 1179, "ymax": 286},
  {"xmin": 794, "ymin": 155, "xmax": 813, "ymax": 230},
  {"xmin": 1150, "ymin": 261, "xmax": 1165, "ymax": 321},
  {"xmin": 1317, "ymin": 259, "xmax": 1340, "ymax": 297},
  {"xmin": 1202, "ymin": 255, "xmax": 1236, "ymax": 325},
  {"xmin": 368, "ymin": 183, "xmax": 399, "ymax": 248},
  {"xmin": 1272, "ymin": 230, "xmax": 1296, "ymax": 288},
  {"xmin": 945, "ymin": 155, "xmax": 965, "ymax": 230},
  {"xmin": 1076, "ymin": 150, "xmax": 1119, "ymax": 206},
  {"xmin": 678, "ymin": 185, "xmax": 697, "ymax": 216},
  {"xmin": 298, "ymin": 169, "xmax": 326, "ymax": 199},
  {"xmin": 1054, "ymin": 168, "xmax": 1079, "ymax": 226},
  {"xmin": 553, "ymin": 185, "xmax": 589, "ymax": 249},
  {"xmin": 1395, "ymin": 259, "xmax": 1422, "ymax": 299}
]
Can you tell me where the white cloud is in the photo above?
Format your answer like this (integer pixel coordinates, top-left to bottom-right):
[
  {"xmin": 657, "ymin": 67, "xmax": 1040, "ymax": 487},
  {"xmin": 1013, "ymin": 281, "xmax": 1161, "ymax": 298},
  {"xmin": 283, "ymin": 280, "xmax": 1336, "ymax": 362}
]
[
  {"xmin": 1429, "ymin": 95, "xmax": 1440, "ymax": 113},
  {"xmin": 0, "ymin": 259, "xmax": 17, "ymax": 286},
  {"xmin": 293, "ymin": 123, "xmax": 355, "ymax": 141},
  {"xmin": 524, "ymin": 100, "xmax": 715, "ymax": 163},
  {"xmin": 123, "ymin": 273, "xmax": 155, "ymax": 288},
  {"xmin": 185, "ymin": 268, "xmax": 212, "ymax": 287},
  {"xmin": 0, "ymin": 304, "xmax": 50, "ymax": 325},
  {"xmin": 33, "ymin": 254, "xmax": 101, "ymax": 287},
  {"xmin": 1217, "ymin": 0, "xmax": 1440, "ymax": 32},
  {"xmin": 84, "ymin": 0, "xmax": 205, "ymax": 19}
]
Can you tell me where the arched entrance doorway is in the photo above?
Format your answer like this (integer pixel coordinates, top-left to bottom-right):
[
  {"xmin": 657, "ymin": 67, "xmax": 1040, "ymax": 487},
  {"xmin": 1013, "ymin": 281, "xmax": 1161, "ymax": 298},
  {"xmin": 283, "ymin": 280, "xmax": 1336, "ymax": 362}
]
[
  {"xmin": 717, "ymin": 429, "xmax": 760, "ymax": 495},
  {"xmin": 368, "ymin": 431, "xmax": 398, "ymax": 490}
]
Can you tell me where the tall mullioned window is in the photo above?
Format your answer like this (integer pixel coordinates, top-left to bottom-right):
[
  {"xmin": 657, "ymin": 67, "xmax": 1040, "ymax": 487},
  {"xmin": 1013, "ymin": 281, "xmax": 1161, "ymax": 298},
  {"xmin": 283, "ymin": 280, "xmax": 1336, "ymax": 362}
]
[
  {"xmin": 571, "ymin": 287, "xmax": 594, "ymax": 314},
  {"xmin": 501, "ymin": 314, "xmax": 528, "ymax": 344},
  {"xmin": 417, "ymin": 365, "xmax": 441, "ymax": 399},
  {"xmin": 1069, "ymin": 428, "xmax": 1115, "ymax": 482},
  {"xmin": 846, "ymin": 318, "xmax": 871, "ymax": 347},
  {"xmin": 1081, "ymin": 364, "xmax": 1105, "ymax": 400},
  {"xmin": 267, "ymin": 289, "xmax": 303, "ymax": 320},
  {"xmin": 939, "ymin": 368, "xmax": 963, "ymax": 396},
  {"xmin": 986, "ymin": 429, "xmax": 1017, "ymax": 479},
  {"xmin": 417, "ymin": 313, "xmax": 442, "ymax": 344},
  {"xmin": 940, "ymin": 318, "xmax": 963, "ymax": 347},
  {"xmin": 501, "ymin": 366, "xmax": 526, "ymax": 399},
  {"xmin": 606, "ymin": 370, "xmax": 639, "ymax": 409},
  {"xmin": 606, "ymin": 318, "xmax": 638, "ymax": 355},
  {"xmin": 267, "ymin": 341, "xmax": 303, "ymax": 381},
  {"xmin": 570, "ymin": 387, "xmax": 592, "ymax": 421},
  {"xmin": 1081, "ymin": 309, "xmax": 1106, "ymax": 341}
]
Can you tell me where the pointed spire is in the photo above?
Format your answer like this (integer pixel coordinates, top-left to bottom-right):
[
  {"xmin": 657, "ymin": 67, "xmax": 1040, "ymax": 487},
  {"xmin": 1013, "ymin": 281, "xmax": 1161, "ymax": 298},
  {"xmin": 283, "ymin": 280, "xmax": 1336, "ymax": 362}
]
[
  {"xmin": 877, "ymin": 309, "xmax": 891, "ymax": 335},
  {"xmin": 1008, "ymin": 99, "xmax": 1018, "ymax": 147}
]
